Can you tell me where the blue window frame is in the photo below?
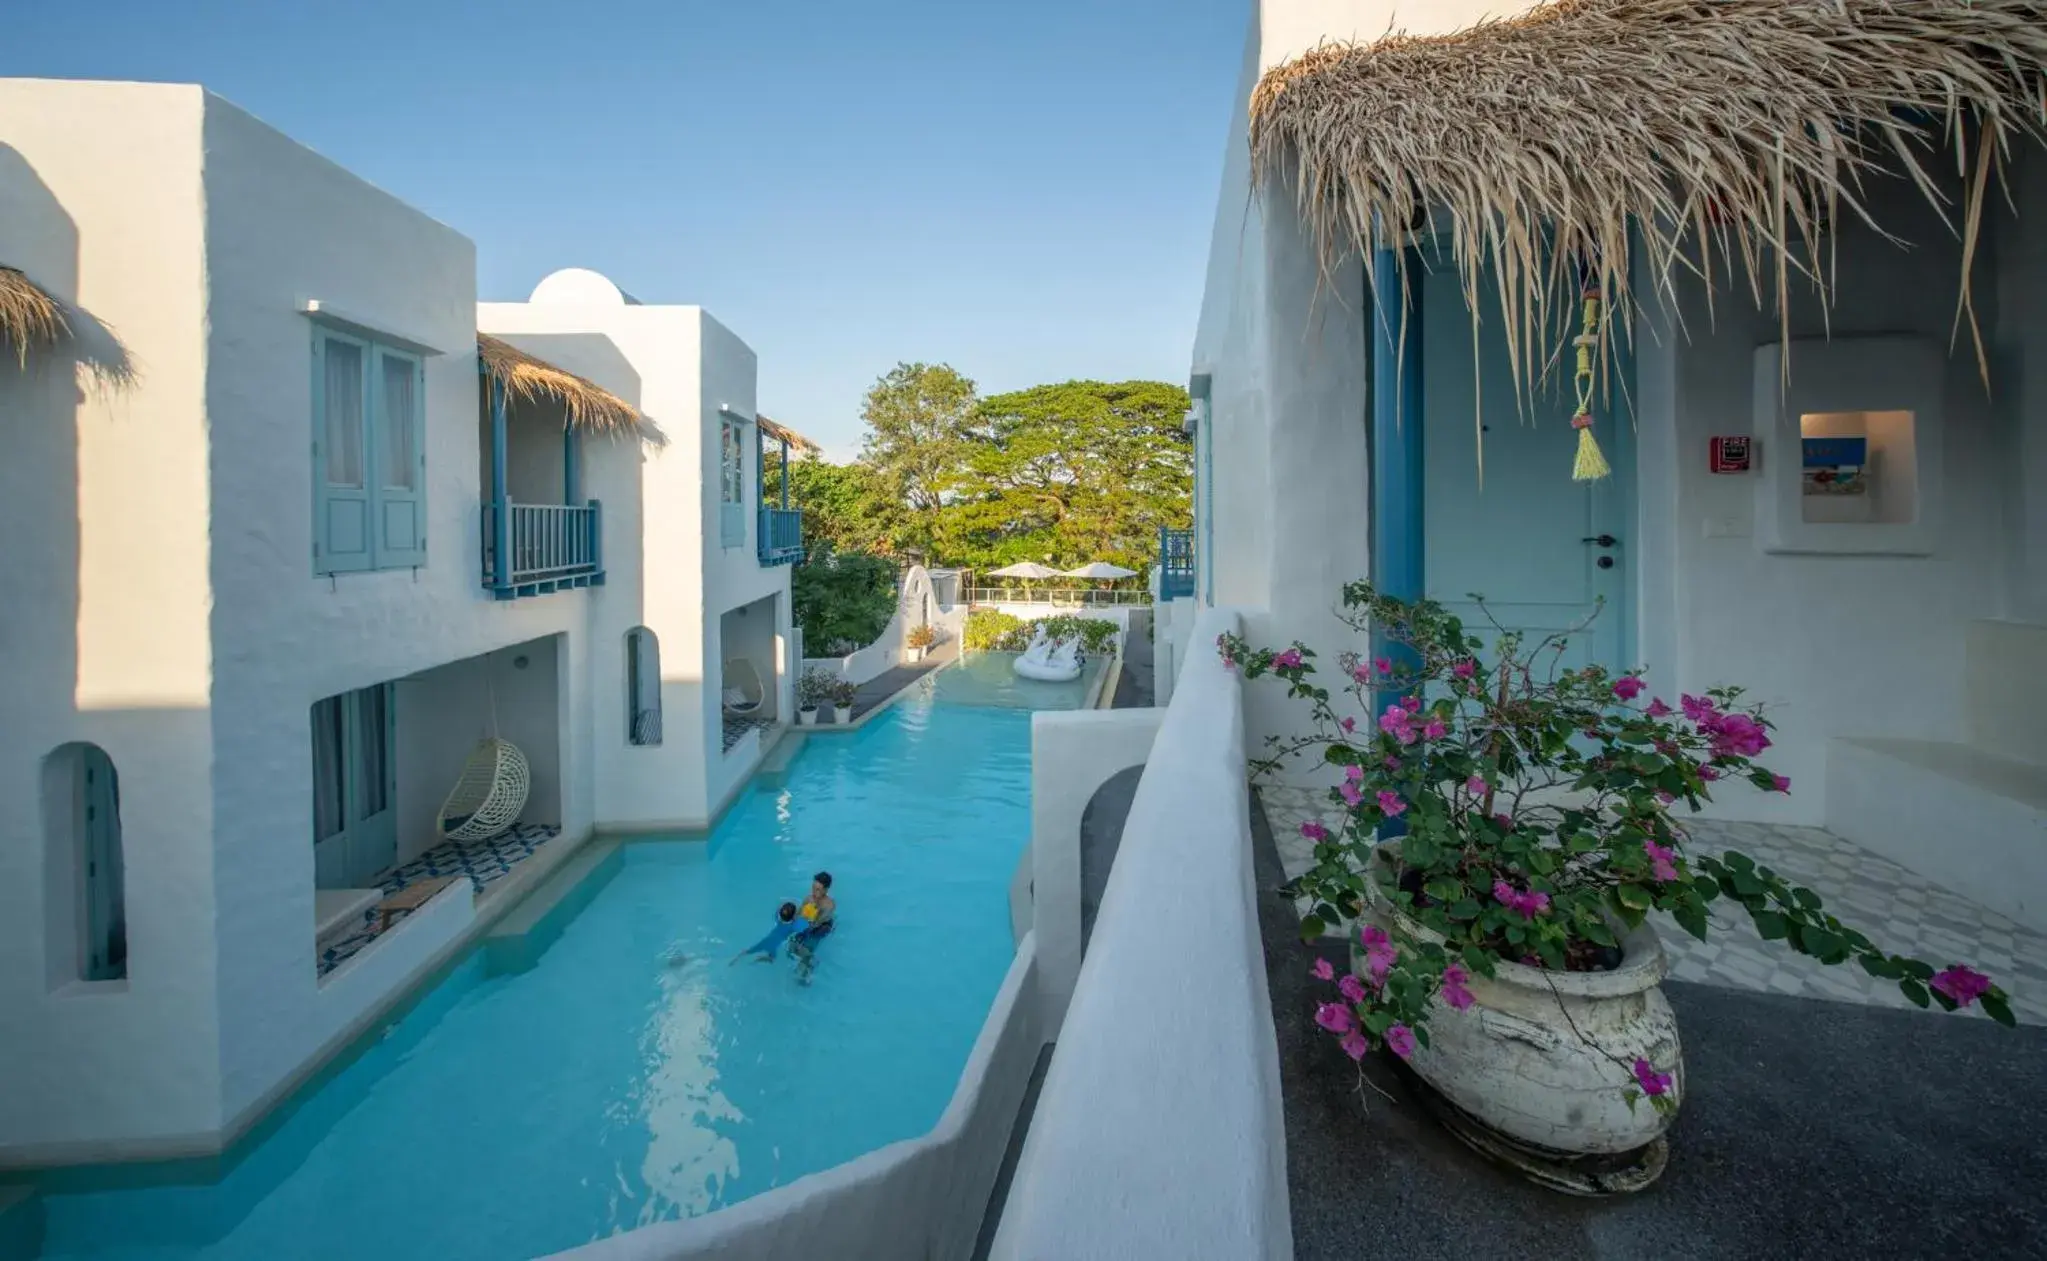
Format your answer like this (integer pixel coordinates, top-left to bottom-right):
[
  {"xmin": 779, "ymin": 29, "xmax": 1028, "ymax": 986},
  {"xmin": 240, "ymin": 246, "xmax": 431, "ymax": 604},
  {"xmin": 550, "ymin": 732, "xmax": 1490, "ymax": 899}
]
[{"xmin": 313, "ymin": 328, "xmax": 426, "ymax": 575}]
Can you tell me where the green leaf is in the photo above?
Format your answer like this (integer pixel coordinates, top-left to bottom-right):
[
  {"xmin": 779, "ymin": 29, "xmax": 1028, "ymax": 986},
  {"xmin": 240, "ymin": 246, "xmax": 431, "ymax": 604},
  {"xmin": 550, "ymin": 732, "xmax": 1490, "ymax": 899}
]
[
  {"xmin": 1300, "ymin": 914, "xmax": 1326, "ymax": 941},
  {"xmin": 1982, "ymin": 993, "xmax": 2017, "ymax": 1028},
  {"xmin": 1425, "ymin": 879, "xmax": 1464, "ymax": 904},
  {"xmin": 1615, "ymin": 884, "xmax": 1653, "ymax": 911},
  {"xmin": 1449, "ymin": 899, "xmax": 1481, "ymax": 920},
  {"xmin": 1674, "ymin": 904, "xmax": 1709, "ymax": 941},
  {"xmin": 1751, "ymin": 911, "xmax": 1790, "ymax": 941},
  {"xmin": 1899, "ymin": 978, "xmax": 1931, "ymax": 1008},
  {"xmin": 1790, "ymin": 886, "xmax": 1822, "ymax": 911}
]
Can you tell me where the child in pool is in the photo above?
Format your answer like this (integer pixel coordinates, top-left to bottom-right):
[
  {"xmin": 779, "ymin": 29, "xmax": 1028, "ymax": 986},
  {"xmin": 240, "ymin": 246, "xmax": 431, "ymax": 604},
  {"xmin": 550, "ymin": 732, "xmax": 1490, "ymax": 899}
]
[{"xmin": 729, "ymin": 901, "xmax": 805, "ymax": 964}]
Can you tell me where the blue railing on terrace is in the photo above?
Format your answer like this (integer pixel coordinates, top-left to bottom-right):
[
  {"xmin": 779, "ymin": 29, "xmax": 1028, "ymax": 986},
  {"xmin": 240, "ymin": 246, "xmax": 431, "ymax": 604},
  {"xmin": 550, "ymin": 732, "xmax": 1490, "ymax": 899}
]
[
  {"xmin": 759, "ymin": 507, "xmax": 804, "ymax": 566},
  {"xmin": 1159, "ymin": 526, "xmax": 1196, "ymax": 600},
  {"xmin": 482, "ymin": 500, "xmax": 604, "ymax": 599}
]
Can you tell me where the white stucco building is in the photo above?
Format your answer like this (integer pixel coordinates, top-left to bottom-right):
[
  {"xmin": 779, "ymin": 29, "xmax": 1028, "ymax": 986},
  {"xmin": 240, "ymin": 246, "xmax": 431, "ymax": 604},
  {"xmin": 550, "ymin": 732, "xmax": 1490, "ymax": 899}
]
[
  {"xmin": 0, "ymin": 79, "xmax": 808, "ymax": 1167},
  {"xmin": 1168, "ymin": 1, "xmax": 2047, "ymax": 930}
]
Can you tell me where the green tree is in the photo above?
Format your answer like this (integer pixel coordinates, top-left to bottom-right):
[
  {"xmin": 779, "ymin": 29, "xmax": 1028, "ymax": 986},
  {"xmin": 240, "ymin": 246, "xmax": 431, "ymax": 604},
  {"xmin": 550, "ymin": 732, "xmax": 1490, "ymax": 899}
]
[
  {"xmin": 763, "ymin": 452, "xmax": 911, "ymax": 558},
  {"xmin": 859, "ymin": 362, "xmax": 978, "ymax": 555},
  {"xmin": 944, "ymin": 380, "xmax": 1193, "ymax": 573},
  {"xmin": 790, "ymin": 544, "xmax": 899, "ymax": 655}
]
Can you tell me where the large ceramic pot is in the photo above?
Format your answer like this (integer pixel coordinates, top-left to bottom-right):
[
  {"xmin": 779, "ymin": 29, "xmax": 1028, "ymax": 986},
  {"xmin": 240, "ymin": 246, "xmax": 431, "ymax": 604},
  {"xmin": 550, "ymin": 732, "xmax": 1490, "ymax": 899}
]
[{"xmin": 1355, "ymin": 842, "xmax": 1683, "ymax": 1194}]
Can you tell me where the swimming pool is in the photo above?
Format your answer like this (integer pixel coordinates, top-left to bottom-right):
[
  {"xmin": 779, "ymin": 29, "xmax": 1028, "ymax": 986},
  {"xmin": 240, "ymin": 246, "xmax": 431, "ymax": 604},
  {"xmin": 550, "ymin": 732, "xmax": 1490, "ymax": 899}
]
[
  {"xmin": 32, "ymin": 680, "xmax": 1053, "ymax": 1260},
  {"xmin": 916, "ymin": 649, "xmax": 1104, "ymax": 710}
]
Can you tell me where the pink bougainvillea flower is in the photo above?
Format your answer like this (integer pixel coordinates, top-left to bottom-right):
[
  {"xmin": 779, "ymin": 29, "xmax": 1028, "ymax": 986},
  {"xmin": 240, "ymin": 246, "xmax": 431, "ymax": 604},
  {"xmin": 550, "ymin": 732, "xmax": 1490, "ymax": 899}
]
[
  {"xmin": 1643, "ymin": 839, "xmax": 1680, "ymax": 883},
  {"xmin": 1646, "ymin": 697, "xmax": 1673, "ymax": 718},
  {"xmin": 1493, "ymin": 881, "xmax": 1550, "ymax": 919},
  {"xmin": 1377, "ymin": 709, "xmax": 1411, "ymax": 738},
  {"xmin": 1931, "ymin": 965, "xmax": 1993, "ymax": 1007},
  {"xmin": 1493, "ymin": 813, "xmax": 1514, "ymax": 830},
  {"xmin": 1384, "ymin": 756, "xmax": 1401, "ymax": 771},
  {"xmin": 1698, "ymin": 765, "xmax": 1721, "ymax": 782},
  {"xmin": 1374, "ymin": 656, "xmax": 1393, "ymax": 675},
  {"xmin": 1311, "ymin": 957, "xmax": 1335, "ymax": 981},
  {"xmin": 1345, "ymin": 763, "xmax": 1365, "ymax": 783},
  {"xmin": 1771, "ymin": 774, "xmax": 1792, "ymax": 794},
  {"xmin": 1681, "ymin": 694, "xmax": 1716, "ymax": 722},
  {"xmin": 1384, "ymin": 1024, "xmax": 1418, "ymax": 1060},
  {"xmin": 1452, "ymin": 658, "xmax": 1477, "ymax": 679},
  {"xmin": 1359, "ymin": 923, "xmax": 1390, "ymax": 949},
  {"xmin": 1492, "ymin": 879, "xmax": 1517, "ymax": 906},
  {"xmin": 1301, "ymin": 820, "xmax": 1329, "ymax": 842},
  {"xmin": 1404, "ymin": 695, "xmax": 1424, "ymax": 711},
  {"xmin": 1338, "ymin": 973, "xmax": 1368, "ymax": 1003},
  {"xmin": 1440, "ymin": 964, "xmax": 1475, "ymax": 1011},
  {"xmin": 1465, "ymin": 775, "xmax": 1488, "ymax": 797},
  {"xmin": 1632, "ymin": 1058, "xmax": 1674, "ymax": 1097},
  {"xmin": 1613, "ymin": 675, "xmax": 1646, "ymax": 701},
  {"xmin": 1422, "ymin": 717, "xmax": 1448, "ymax": 740},
  {"xmin": 1315, "ymin": 1002, "xmax": 1355, "ymax": 1035},
  {"xmin": 1655, "ymin": 791, "xmax": 1675, "ymax": 805},
  {"xmin": 1705, "ymin": 712, "xmax": 1771, "ymax": 758},
  {"xmin": 1338, "ymin": 780, "xmax": 1364, "ymax": 808},
  {"xmin": 1359, "ymin": 923, "xmax": 1398, "ymax": 978},
  {"xmin": 1351, "ymin": 665, "xmax": 1372, "ymax": 685},
  {"xmin": 1275, "ymin": 648, "xmax": 1303, "ymax": 669},
  {"xmin": 1339, "ymin": 1029, "xmax": 1371, "ymax": 1060},
  {"xmin": 1339, "ymin": 716, "xmax": 1356, "ymax": 734},
  {"xmin": 1376, "ymin": 790, "xmax": 1408, "ymax": 818}
]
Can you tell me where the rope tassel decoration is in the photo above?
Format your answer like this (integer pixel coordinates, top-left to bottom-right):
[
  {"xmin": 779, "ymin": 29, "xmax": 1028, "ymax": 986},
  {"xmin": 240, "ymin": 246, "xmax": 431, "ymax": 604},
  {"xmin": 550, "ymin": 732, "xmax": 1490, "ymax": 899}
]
[{"xmin": 1570, "ymin": 284, "xmax": 1611, "ymax": 482}]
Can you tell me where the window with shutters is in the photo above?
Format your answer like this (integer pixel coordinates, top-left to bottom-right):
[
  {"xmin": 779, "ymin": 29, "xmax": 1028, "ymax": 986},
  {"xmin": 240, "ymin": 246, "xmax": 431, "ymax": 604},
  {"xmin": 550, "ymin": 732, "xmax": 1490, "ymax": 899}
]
[
  {"xmin": 626, "ymin": 627, "xmax": 663, "ymax": 746},
  {"xmin": 43, "ymin": 742, "xmax": 127, "ymax": 985},
  {"xmin": 313, "ymin": 328, "xmax": 427, "ymax": 575}
]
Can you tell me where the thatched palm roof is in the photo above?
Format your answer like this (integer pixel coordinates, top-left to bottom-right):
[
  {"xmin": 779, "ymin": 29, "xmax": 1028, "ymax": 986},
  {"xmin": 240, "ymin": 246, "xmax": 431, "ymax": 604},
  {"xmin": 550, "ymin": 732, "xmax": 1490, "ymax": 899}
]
[
  {"xmin": 1, "ymin": 265, "xmax": 70, "ymax": 366},
  {"xmin": 757, "ymin": 414, "xmax": 822, "ymax": 455},
  {"xmin": 1251, "ymin": 0, "xmax": 2047, "ymax": 390},
  {"xmin": 477, "ymin": 333, "xmax": 648, "ymax": 439}
]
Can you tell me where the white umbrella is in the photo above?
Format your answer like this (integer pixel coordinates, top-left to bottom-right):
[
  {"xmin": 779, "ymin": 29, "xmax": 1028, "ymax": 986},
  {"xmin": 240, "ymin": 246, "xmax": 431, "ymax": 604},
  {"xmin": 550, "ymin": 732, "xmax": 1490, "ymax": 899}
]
[
  {"xmin": 986, "ymin": 561, "xmax": 1063, "ymax": 580},
  {"xmin": 1060, "ymin": 562, "xmax": 1138, "ymax": 580}
]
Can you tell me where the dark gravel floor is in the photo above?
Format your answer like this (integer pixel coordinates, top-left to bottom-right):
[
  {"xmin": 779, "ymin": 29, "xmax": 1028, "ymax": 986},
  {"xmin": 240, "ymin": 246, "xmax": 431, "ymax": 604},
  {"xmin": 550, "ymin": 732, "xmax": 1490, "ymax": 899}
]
[{"xmin": 1254, "ymin": 791, "xmax": 2047, "ymax": 1261}]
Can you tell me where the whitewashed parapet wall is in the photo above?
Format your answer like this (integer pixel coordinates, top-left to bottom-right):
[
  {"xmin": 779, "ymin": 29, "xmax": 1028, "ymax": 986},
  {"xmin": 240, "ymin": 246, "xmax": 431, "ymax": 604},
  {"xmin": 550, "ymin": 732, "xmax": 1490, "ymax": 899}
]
[
  {"xmin": 993, "ymin": 607, "xmax": 1292, "ymax": 1261},
  {"xmin": 801, "ymin": 564, "xmax": 948, "ymax": 686}
]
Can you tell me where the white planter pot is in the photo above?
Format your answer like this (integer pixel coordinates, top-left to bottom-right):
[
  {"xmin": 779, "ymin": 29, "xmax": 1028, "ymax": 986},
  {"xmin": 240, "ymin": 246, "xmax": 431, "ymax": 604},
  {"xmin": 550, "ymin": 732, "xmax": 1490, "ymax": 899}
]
[
  {"xmin": 907, "ymin": 647, "xmax": 926, "ymax": 663},
  {"xmin": 833, "ymin": 705, "xmax": 854, "ymax": 724},
  {"xmin": 798, "ymin": 708, "xmax": 818, "ymax": 727},
  {"xmin": 1358, "ymin": 843, "xmax": 1681, "ymax": 1189}
]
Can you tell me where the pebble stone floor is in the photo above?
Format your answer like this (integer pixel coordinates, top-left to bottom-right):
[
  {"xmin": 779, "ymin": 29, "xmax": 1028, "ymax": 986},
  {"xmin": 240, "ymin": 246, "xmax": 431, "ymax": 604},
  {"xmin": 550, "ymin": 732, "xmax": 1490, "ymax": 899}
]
[{"xmin": 1260, "ymin": 783, "xmax": 2047, "ymax": 1026}]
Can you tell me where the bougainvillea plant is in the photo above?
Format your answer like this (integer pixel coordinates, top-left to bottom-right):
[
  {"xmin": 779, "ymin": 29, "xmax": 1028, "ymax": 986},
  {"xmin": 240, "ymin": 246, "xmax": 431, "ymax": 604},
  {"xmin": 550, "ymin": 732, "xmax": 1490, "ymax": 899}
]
[{"xmin": 1220, "ymin": 581, "xmax": 2015, "ymax": 1113}]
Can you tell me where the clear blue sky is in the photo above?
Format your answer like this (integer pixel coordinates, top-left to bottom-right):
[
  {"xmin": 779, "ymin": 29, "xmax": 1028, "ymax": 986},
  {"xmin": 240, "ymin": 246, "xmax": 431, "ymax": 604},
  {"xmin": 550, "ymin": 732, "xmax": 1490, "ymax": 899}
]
[{"xmin": 4, "ymin": 0, "xmax": 1245, "ymax": 458}]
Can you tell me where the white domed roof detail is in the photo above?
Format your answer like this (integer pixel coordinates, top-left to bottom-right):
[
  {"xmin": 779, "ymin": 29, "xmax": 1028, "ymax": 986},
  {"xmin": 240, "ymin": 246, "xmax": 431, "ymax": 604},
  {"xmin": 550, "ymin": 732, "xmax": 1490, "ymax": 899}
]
[{"xmin": 529, "ymin": 268, "xmax": 640, "ymax": 306}]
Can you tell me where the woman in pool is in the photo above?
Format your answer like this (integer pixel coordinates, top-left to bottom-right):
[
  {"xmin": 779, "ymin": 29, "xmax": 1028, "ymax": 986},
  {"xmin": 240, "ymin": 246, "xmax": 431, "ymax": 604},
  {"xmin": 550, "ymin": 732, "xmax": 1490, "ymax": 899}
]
[{"xmin": 791, "ymin": 872, "xmax": 835, "ymax": 982}]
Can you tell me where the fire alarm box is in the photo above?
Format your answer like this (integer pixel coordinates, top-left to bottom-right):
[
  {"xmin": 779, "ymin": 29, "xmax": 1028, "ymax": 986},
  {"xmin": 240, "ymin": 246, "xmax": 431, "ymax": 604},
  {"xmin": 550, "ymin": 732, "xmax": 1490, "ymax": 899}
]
[{"xmin": 1710, "ymin": 435, "xmax": 1753, "ymax": 474}]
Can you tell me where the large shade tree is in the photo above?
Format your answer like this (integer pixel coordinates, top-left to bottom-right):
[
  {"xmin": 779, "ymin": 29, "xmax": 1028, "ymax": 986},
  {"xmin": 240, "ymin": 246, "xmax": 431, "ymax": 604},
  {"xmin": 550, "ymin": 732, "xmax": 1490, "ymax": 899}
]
[{"xmin": 944, "ymin": 379, "xmax": 1193, "ymax": 573}]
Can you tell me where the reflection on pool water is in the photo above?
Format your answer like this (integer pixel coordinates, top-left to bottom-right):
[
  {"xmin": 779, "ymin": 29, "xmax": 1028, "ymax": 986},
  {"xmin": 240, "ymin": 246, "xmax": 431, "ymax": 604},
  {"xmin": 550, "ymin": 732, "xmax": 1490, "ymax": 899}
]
[{"xmin": 33, "ymin": 680, "xmax": 1063, "ymax": 1260}]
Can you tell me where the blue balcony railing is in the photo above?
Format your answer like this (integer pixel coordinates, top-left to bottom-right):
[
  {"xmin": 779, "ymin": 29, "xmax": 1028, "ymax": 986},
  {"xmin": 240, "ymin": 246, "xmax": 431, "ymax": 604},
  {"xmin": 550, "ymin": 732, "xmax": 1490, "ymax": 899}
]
[
  {"xmin": 1159, "ymin": 526, "xmax": 1196, "ymax": 600},
  {"xmin": 482, "ymin": 500, "xmax": 605, "ymax": 599},
  {"xmin": 759, "ymin": 507, "xmax": 804, "ymax": 566}
]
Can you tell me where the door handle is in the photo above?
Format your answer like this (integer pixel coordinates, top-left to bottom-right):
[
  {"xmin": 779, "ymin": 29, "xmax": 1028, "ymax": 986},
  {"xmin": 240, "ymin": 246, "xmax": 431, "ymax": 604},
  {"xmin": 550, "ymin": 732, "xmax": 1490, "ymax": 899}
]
[{"xmin": 1581, "ymin": 535, "xmax": 1617, "ymax": 548}]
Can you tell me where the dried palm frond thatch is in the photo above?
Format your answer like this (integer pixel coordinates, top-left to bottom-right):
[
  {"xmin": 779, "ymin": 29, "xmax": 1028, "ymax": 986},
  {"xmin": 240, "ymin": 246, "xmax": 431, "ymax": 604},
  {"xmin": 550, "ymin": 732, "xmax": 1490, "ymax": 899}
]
[
  {"xmin": 477, "ymin": 333, "xmax": 651, "ymax": 441},
  {"xmin": 1251, "ymin": 0, "xmax": 2047, "ymax": 400},
  {"xmin": 1, "ymin": 265, "xmax": 71, "ymax": 366},
  {"xmin": 757, "ymin": 413, "xmax": 823, "ymax": 456}
]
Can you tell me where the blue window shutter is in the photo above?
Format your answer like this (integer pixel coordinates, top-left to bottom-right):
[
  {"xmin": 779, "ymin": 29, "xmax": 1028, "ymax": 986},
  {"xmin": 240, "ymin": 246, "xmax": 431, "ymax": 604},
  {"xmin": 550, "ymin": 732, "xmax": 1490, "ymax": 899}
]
[
  {"xmin": 371, "ymin": 349, "xmax": 426, "ymax": 569},
  {"xmin": 313, "ymin": 331, "xmax": 374, "ymax": 573}
]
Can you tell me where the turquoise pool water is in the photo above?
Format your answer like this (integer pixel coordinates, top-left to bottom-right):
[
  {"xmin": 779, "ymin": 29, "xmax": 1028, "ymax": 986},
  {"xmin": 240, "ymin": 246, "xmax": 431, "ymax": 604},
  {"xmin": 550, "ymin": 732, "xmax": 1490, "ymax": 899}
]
[
  {"xmin": 919, "ymin": 650, "xmax": 1103, "ymax": 710},
  {"xmin": 34, "ymin": 682, "xmax": 1052, "ymax": 1260}
]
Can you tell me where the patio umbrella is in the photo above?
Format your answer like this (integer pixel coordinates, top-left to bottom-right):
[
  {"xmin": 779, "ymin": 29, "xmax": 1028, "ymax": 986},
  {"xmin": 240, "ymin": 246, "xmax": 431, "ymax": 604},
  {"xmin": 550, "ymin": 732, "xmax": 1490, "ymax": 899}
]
[
  {"xmin": 1060, "ymin": 562, "xmax": 1138, "ymax": 580},
  {"xmin": 986, "ymin": 562, "xmax": 1063, "ymax": 580}
]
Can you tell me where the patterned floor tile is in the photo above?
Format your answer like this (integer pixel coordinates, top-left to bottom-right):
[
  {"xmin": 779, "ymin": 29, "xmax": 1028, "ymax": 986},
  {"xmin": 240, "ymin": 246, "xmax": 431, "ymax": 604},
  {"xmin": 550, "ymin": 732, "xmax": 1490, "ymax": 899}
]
[{"xmin": 316, "ymin": 822, "xmax": 561, "ymax": 979}]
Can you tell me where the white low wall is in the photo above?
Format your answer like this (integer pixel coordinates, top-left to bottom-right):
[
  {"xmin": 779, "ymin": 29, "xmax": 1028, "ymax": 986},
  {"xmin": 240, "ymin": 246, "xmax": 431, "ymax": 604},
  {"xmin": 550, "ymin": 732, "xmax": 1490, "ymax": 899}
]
[
  {"xmin": 551, "ymin": 937, "xmax": 1045, "ymax": 1261},
  {"xmin": 802, "ymin": 564, "xmax": 950, "ymax": 687},
  {"xmin": 992, "ymin": 607, "xmax": 1291, "ymax": 1261}
]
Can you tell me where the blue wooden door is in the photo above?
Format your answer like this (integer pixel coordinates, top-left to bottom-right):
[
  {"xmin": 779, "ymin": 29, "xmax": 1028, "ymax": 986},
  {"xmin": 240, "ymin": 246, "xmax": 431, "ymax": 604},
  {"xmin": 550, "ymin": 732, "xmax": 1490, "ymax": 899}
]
[
  {"xmin": 1421, "ymin": 267, "xmax": 1632, "ymax": 676},
  {"xmin": 312, "ymin": 684, "xmax": 397, "ymax": 888}
]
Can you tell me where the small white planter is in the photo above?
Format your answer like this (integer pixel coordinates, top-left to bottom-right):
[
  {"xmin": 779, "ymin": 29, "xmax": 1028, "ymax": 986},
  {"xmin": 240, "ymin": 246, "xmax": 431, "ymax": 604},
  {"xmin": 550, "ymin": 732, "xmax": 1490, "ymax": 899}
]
[
  {"xmin": 906, "ymin": 646, "xmax": 926, "ymax": 663},
  {"xmin": 798, "ymin": 707, "xmax": 818, "ymax": 727},
  {"xmin": 832, "ymin": 705, "xmax": 854, "ymax": 724},
  {"xmin": 1359, "ymin": 843, "xmax": 1681, "ymax": 1193}
]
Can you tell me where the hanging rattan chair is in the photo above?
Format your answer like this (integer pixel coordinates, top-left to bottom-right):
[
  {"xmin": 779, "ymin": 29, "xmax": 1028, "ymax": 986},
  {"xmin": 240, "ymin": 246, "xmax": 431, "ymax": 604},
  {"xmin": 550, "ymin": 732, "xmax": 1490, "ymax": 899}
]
[
  {"xmin": 435, "ymin": 654, "xmax": 530, "ymax": 843},
  {"xmin": 438, "ymin": 737, "xmax": 529, "ymax": 843}
]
